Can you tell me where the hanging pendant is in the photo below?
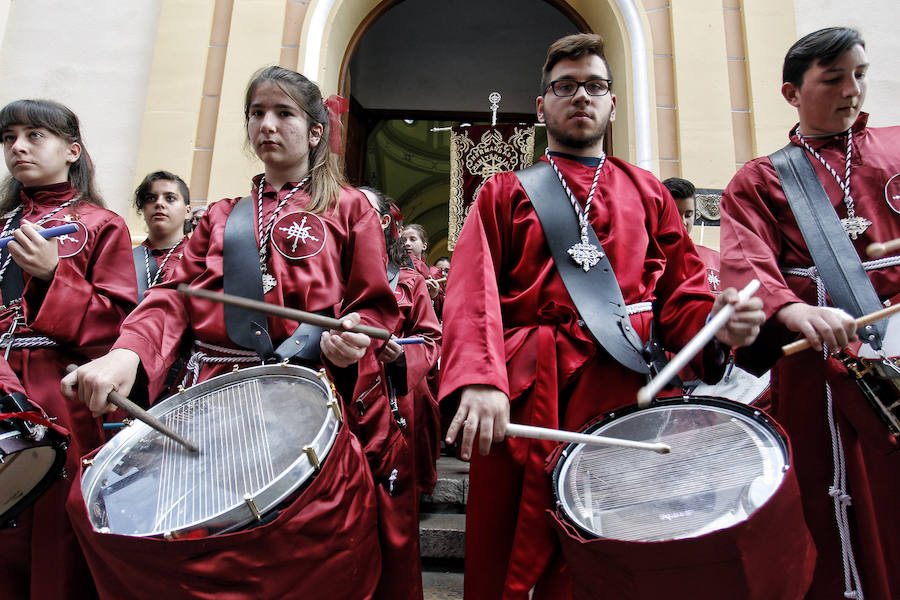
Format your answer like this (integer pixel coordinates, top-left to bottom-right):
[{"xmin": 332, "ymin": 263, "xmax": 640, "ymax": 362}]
[
  {"xmin": 568, "ymin": 239, "xmax": 603, "ymax": 272},
  {"xmin": 841, "ymin": 215, "xmax": 871, "ymax": 240},
  {"xmin": 262, "ymin": 270, "xmax": 277, "ymax": 293}
]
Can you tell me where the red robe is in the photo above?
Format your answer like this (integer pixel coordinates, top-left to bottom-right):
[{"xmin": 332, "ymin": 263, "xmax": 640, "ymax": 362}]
[
  {"xmin": 136, "ymin": 237, "xmax": 188, "ymax": 296},
  {"xmin": 695, "ymin": 245, "xmax": 721, "ymax": 294},
  {"xmin": 368, "ymin": 267, "xmax": 442, "ymax": 600},
  {"xmin": 76, "ymin": 177, "xmax": 399, "ymax": 599},
  {"xmin": 720, "ymin": 113, "xmax": 900, "ymax": 600},
  {"xmin": 439, "ymin": 154, "xmax": 720, "ymax": 599},
  {"xmin": 0, "ymin": 182, "xmax": 137, "ymax": 600},
  {"xmin": 411, "ymin": 254, "xmax": 444, "ymax": 320}
]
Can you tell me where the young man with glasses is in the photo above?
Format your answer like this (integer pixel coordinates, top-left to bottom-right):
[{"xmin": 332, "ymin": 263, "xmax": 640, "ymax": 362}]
[{"xmin": 439, "ymin": 33, "xmax": 764, "ymax": 599}]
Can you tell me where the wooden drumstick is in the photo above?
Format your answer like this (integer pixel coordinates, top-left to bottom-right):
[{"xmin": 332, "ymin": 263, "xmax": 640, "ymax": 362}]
[
  {"xmin": 506, "ymin": 423, "xmax": 671, "ymax": 454},
  {"xmin": 66, "ymin": 365, "xmax": 199, "ymax": 454},
  {"xmin": 781, "ymin": 301, "xmax": 900, "ymax": 356},
  {"xmin": 866, "ymin": 238, "xmax": 900, "ymax": 259},
  {"xmin": 177, "ymin": 285, "xmax": 392, "ymax": 340},
  {"xmin": 637, "ymin": 279, "xmax": 761, "ymax": 408}
]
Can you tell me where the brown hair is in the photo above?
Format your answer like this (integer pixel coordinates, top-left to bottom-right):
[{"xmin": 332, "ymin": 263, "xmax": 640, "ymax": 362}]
[
  {"xmin": 540, "ymin": 33, "xmax": 613, "ymax": 93},
  {"xmin": 244, "ymin": 66, "xmax": 346, "ymax": 214},
  {"xmin": 0, "ymin": 99, "xmax": 104, "ymax": 214}
]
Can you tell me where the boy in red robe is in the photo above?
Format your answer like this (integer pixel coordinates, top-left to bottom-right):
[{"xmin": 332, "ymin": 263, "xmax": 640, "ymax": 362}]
[{"xmin": 720, "ymin": 27, "xmax": 900, "ymax": 600}]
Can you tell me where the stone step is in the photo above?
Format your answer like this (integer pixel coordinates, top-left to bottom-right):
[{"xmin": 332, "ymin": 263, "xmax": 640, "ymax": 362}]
[
  {"xmin": 421, "ymin": 457, "xmax": 469, "ymax": 507},
  {"xmin": 419, "ymin": 512, "xmax": 465, "ymax": 559},
  {"xmin": 422, "ymin": 569, "xmax": 464, "ymax": 600}
]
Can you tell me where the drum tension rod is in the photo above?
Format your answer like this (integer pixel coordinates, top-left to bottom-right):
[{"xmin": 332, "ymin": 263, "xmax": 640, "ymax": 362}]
[
  {"xmin": 244, "ymin": 494, "xmax": 262, "ymax": 521},
  {"xmin": 303, "ymin": 445, "xmax": 321, "ymax": 471}
]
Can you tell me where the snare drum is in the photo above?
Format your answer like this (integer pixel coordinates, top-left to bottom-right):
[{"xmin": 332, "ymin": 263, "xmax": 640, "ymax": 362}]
[
  {"xmin": 0, "ymin": 393, "xmax": 68, "ymax": 528},
  {"xmin": 67, "ymin": 364, "xmax": 381, "ymax": 599},
  {"xmin": 550, "ymin": 396, "xmax": 815, "ymax": 600}
]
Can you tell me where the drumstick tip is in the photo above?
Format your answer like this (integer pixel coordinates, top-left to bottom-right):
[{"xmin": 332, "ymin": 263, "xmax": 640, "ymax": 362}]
[
  {"xmin": 636, "ymin": 387, "xmax": 652, "ymax": 408},
  {"xmin": 866, "ymin": 242, "xmax": 886, "ymax": 258}
]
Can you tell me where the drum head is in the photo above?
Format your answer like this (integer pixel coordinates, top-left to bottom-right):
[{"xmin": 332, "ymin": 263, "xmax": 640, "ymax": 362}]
[
  {"xmin": 553, "ymin": 397, "xmax": 787, "ymax": 542},
  {"xmin": 81, "ymin": 364, "xmax": 339, "ymax": 537},
  {"xmin": 0, "ymin": 438, "xmax": 60, "ymax": 514}
]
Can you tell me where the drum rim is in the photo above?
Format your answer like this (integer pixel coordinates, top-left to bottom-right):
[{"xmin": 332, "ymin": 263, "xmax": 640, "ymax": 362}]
[
  {"xmin": 0, "ymin": 431, "xmax": 67, "ymax": 529},
  {"xmin": 551, "ymin": 395, "xmax": 789, "ymax": 542},
  {"xmin": 81, "ymin": 363, "xmax": 340, "ymax": 537}
]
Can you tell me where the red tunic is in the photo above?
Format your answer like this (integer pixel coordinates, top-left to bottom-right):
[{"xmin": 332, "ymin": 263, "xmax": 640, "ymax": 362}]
[
  {"xmin": 95, "ymin": 177, "xmax": 398, "ymax": 598},
  {"xmin": 411, "ymin": 254, "xmax": 444, "ymax": 320},
  {"xmin": 368, "ymin": 267, "xmax": 442, "ymax": 600},
  {"xmin": 720, "ymin": 113, "xmax": 900, "ymax": 600},
  {"xmin": 439, "ymin": 154, "xmax": 719, "ymax": 599},
  {"xmin": 136, "ymin": 237, "xmax": 187, "ymax": 296},
  {"xmin": 0, "ymin": 182, "xmax": 137, "ymax": 600},
  {"xmin": 113, "ymin": 177, "xmax": 398, "ymax": 397},
  {"xmin": 696, "ymin": 245, "xmax": 721, "ymax": 293}
]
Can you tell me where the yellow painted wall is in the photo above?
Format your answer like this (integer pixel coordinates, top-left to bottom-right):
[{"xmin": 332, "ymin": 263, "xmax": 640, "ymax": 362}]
[
  {"xmin": 670, "ymin": 0, "xmax": 734, "ymax": 187},
  {"xmin": 132, "ymin": 0, "xmax": 215, "ymax": 239},
  {"xmin": 743, "ymin": 0, "xmax": 798, "ymax": 156}
]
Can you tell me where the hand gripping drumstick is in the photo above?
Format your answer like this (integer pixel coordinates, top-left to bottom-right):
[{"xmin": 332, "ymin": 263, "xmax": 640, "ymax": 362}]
[
  {"xmin": 505, "ymin": 423, "xmax": 671, "ymax": 454},
  {"xmin": 781, "ymin": 301, "xmax": 900, "ymax": 356},
  {"xmin": 637, "ymin": 279, "xmax": 761, "ymax": 408},
  {"xmin": 0, "ymin": 223, "xmax": 78, "ymax": 249},
  {"xmin": 66, "ymin": 365, "xmax": 199, "ymax": 454},
  {"xmin": 866, "ymin": 238, "xmax": 900, "ymax": 259},
  {"xmin": 177, "ymin": 285, "xmax": 392, "ymax": 340}
]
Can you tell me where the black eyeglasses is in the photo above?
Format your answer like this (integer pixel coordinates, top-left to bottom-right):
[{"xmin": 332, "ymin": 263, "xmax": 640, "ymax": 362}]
[{"xmin": 545, "ymin": 78, "xmax": 612, "ymax": 97}]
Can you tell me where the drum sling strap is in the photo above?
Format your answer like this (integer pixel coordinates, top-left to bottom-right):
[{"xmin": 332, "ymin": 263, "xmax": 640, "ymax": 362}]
[
  {"xmin": 223, "ymin": 196, "xmax": 323, "ymax": 363},
  {"xmin": 515, "ymin": 162, "xmax": 649, "ymax": 374},
  {"xmin": 0, "ymin": 210, "xmax": 24, "ymax": 306},
  {"xmin": 770, "ymin": 142, "xmax": 886, "ymax": 348},
  {"xmin": 133, "ymin": 246, "xmax": 157, "ymax": 304}
]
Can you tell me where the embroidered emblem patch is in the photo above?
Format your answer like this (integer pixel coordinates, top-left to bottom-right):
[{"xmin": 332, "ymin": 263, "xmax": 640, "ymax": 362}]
[
  {"xmin": 393, "ymin": 285, "xmax": 407, "ymax": 305},
  {"xmin": 272, "ymin": 211, "xmax": 327, "ymax": 260},
  {"xmin": 885, "ymin": 173, "xmax": 900, "ymax": 215},
  {"xmin": 43, "ymin": 218, "xmax": 87, "ymax": 258},
  {"xmin": 707, "ymin": 267, "xmax": 721, "ymax": 293}
]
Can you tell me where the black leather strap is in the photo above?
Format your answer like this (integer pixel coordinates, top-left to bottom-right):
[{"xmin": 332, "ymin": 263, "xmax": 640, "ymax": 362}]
[
  {"xmin": 223, "ymin": 196, "xmax": 275, "ymax": 358},
  {"xmin": 770, "ymin": 143, "xmax": 885, "ymax": 348},
  {"xmin": 0, "ymin": 211, "xmax": 24, "ymax": 306},
  {"xmin": 133, "ymin": 246, "xmax": 156, "ymax": 304},
  {"xmin": 387, "ymin": 262, "xmax": 401, "ymax": 292},
  {"xmin": 516, "ymin": 162, "xmax": 649, "ymax": 374}
]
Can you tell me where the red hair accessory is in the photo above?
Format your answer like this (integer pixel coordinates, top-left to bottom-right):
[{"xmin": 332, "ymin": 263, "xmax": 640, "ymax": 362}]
[
  {"xmin": 389, "ymin": 203, "xmax": 404, "ymax": 241},
  {"xmin": 323, "ymin": 94, "xmax": 349, "ymax": 154}
]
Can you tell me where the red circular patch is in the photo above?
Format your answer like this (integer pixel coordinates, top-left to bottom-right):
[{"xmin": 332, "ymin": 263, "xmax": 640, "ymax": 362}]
[
  {"xmin": 271, "ymin": 211, "xmax": 328, "ymax": 260},
  {"xmin": 43, "ymin": 218, "xmax": 87, "ymax": 258},
  {"xmin": 393, "ymin": 285, "xmax": 407, "ymax": 305}
]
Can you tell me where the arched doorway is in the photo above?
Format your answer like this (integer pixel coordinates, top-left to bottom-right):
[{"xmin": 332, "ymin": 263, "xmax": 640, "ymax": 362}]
[{"xmin": 299, "ymin": 0, "xmax": 655, "ymax": 261}]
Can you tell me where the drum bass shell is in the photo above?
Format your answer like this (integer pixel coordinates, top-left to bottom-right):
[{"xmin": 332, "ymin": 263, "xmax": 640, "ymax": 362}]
[
  {"xmin": 549, "ymin": 396, "xmax": 815, "ymax": 600},
  {"xmin": 0, "ymin": 426, "xmax": 67, "ymax": 528}
]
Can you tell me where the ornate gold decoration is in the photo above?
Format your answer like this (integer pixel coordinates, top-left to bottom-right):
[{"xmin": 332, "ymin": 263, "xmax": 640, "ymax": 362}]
[{"xmin": 448, "ymin": 125, "xmax": 535, "ymax": 249}]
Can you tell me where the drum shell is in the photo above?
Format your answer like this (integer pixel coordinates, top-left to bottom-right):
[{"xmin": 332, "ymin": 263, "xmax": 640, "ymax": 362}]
[
  {"xmin": 66, "ymin": 423, "xmax": 381, "ymax": 600},
  {"xmin": 549, "ymin": 401, "xmax": 816, "ymax": 600}
]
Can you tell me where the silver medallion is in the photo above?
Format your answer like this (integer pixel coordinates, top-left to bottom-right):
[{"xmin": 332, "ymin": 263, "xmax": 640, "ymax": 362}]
[
  {"xmin": 841, "ymin": 216, "xmax": 871, "ymax": 240},
  {"xmin": 262, "ymin": 271, "xmax": 277, "ymax": 293},
  {"xmin": 568, "ymin": 239, "xmax": 603, "ymax": 272}
]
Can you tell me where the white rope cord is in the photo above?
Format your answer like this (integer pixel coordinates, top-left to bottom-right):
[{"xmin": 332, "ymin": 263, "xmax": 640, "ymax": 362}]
[
  {"xmin": 782, "ymin": 263, "xmax": 894, "ymax": 599},
  {"xmin": 795, "ymin": 127, "xmax": 856, "ymax": 219},
  {"xmin": 0, "ymin": 336, "xmax": 57, "ymax": 349},
  {"xmin": 183, "ymin": 341, "xmax": 260, "ymax": 387},
  {"xmin": 626, "ymin": 301, "xmax": 653, "ymax": 315}
]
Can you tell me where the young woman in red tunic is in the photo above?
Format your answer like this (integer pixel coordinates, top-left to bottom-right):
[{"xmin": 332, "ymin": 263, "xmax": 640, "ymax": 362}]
[
  {"xmin": 63, "ymin": 67, "xmax": 399, "ymax": 599},
  {"xmin": 0, "ymin": 98, "xmax": 137, "ymax": 600},
  {"xmin": 133, "ymin": 170, "xmax": 191, "ymax": 301},
  {"xmin": 361, "ymin": 187, "xmax": 442, "ymax": 600}
]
